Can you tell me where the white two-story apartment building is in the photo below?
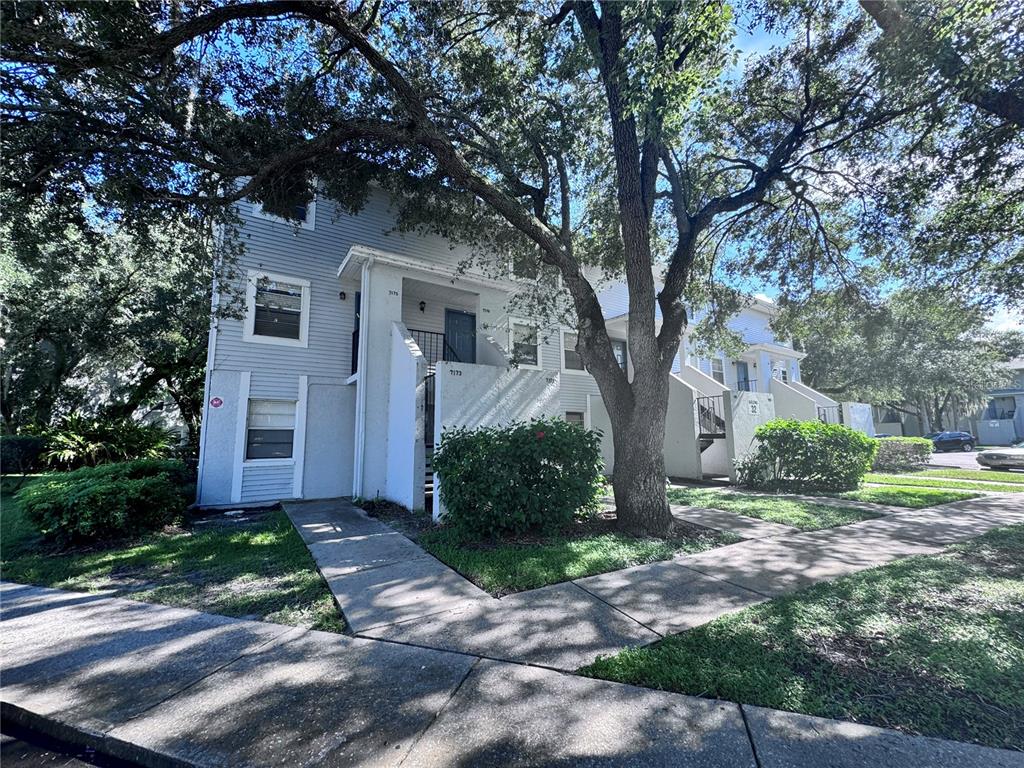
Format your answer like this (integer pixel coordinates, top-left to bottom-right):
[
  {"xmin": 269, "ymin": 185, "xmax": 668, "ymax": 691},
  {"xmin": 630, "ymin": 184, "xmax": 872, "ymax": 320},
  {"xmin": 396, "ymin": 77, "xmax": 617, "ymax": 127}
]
[{"xmin": 196, "ymin": 188, "xmax": 872, "ymax": 510}]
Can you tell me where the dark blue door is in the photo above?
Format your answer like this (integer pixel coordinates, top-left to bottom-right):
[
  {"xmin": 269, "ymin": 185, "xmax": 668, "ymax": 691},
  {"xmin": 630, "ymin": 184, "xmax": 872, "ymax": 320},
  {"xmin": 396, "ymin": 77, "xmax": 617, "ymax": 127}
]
[
  {"xmin": 444, "ymin": 309, "xmax": 476, "ymax": 363},
  {"xmin": 735, "ymin": 361, "xmax": 750, "ymax": 391}
]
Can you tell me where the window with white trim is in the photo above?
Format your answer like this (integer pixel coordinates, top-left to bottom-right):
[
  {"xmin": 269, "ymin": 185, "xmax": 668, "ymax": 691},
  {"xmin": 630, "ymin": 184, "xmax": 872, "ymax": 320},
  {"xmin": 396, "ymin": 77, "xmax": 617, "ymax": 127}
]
[
  {"xmin": 245, "ymin": 399, "xmax": 296, "ymax": 460},
  {"xmin": 711, "ymin": 358, "xmax": 725, "ymax": 384},
  {"xmin": 565, "ymin": 411, "xmax": 585, "ymax": 426},
  {"xmin": 243, "ymin": 271, "xmax": 310, "ymax": 347},
  {"xmin": 562, "ymin": 331, "xmax": 585, "ymax": 372},
  {"xmin": 511, "ymin": 321, "xmax": 540, "ymax": 368},
  {"xmin": 252, "ymin": 197, "xmax": 316, "ymax": 230}
]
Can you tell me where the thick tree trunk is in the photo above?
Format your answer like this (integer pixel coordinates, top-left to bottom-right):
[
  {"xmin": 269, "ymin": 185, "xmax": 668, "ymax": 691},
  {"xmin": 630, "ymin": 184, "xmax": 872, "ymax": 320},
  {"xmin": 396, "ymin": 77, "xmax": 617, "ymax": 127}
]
[{"xmin": 596, "ymin": 363, "xmax": 674, "ymax": 537}]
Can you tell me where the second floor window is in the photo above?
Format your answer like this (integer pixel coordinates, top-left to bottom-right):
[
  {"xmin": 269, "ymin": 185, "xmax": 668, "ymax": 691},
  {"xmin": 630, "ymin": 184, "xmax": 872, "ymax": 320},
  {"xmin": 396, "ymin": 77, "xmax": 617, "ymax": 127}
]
[
  {"xmin": 711, "ymin": 358, "xmax": 725, "ymax": 384},
  {"xmin": 244, "ymin": 271, "xmax": 310, "ymax": 347},
  {"xmin": 512, "ymin": 321, "xmax": 540, "ymax": 367},
  {"xmin": 562, "ymin": 332, "xmax": 584, "ymax": 372}
]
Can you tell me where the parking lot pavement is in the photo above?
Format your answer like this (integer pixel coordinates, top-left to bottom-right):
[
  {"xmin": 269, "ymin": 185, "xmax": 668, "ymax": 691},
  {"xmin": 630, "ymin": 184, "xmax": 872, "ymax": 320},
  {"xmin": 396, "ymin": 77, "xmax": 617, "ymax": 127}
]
[{"xmin": 928, "ymin": 450, "xmax": 985, "ymax": 470}]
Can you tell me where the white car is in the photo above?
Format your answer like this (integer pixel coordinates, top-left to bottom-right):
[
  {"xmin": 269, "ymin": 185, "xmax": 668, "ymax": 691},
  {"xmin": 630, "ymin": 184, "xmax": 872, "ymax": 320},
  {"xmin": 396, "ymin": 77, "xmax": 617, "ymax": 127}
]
[{"xmin": 976, "ymin": 441, "xmax": 1024, "ymax": 470}]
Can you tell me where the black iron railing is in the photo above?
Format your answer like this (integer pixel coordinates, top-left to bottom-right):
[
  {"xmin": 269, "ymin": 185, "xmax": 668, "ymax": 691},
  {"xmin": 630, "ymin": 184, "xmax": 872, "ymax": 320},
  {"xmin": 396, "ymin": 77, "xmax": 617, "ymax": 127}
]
[
  {"xmin": 409, "ymin": 328, "xmax": 462, "ymax": 368},
  {"xmin": 817, "ymin": 405, "xmax": 843, "ymax": 425},
  {"xmin": 736, "ymin": 379, "xmax": 758, "ymax": 392},
  {"xmin": 696, "ymin": 395, "xmax": 727, "ymax": 438},
  {"xmin": 424, "ymin": 373, "xmax": 436, "ymax": 449}
]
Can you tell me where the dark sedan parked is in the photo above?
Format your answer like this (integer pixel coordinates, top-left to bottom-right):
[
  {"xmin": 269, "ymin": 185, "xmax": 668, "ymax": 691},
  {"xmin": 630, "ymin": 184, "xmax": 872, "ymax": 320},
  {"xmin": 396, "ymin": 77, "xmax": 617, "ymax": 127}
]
[{"xmin": 932, "ymin": 431, "xmax": 976, "ymax": 452}]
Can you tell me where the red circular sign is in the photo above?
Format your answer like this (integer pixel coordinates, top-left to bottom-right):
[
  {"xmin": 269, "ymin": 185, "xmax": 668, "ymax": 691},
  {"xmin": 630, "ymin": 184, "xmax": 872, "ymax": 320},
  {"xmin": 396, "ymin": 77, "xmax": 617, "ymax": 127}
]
[{"xmin": 209, "ymin": 397, "xmax": 223, "ymax": 408}]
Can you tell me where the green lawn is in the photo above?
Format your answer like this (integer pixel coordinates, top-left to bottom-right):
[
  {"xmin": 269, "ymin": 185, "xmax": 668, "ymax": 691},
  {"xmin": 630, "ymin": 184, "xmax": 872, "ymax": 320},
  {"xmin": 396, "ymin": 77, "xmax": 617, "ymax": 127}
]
[
  {"xmin": 417, "ymin": 525, "xmax": 738, "ymax": 597},
  {"xmin": 865, "ymin": 472, "xmax": 1024, "ymax": 493},
  {"xmin": 1, "ymin": 480, "xmax": 344, "ymax": 632},
  {"xmin": 837, "ymin": 486, "xmax": 979, "ymax": 508},
  {"xmin": 917, "ymin": 468, "xmax": 1024, "ymax": 484},
  {"xmin": 582, "ymin": 524, "xmax": 1024, "ymax": 751},
  {"xmin": 666, "ymin": 487, "xmax": 882, "ymax": 531}
]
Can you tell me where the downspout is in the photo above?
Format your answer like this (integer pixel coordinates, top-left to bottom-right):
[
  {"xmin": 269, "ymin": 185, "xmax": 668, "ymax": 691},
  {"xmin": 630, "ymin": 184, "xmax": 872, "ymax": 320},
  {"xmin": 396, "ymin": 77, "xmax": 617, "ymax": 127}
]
[
  {"xmin": 352, "ymin": 256, "xmax": 374, "ymax": 497},
  {"xmin": 195, "ymin": 222, "xmax": 223, "ymax": 505}
]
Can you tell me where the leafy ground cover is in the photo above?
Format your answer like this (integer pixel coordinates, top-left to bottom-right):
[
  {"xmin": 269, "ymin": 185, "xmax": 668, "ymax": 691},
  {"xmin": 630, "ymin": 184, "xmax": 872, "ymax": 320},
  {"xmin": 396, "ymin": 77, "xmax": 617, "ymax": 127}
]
[
  {"xmin": 666, "ymin": 487, "xmax": 881, "ymax": 531},
  {"xmin": 864, "ymin": 473, "xmax": 1023, "ymax": 493},
  {"xmin": 2, "ymin": 477, "xmax": 343, "ymax": 632},
  {"xmin": 360, "ymin": 499, "xmax": 736, "ymax": 597},
  {"xmin": 582, "ymin": 524, "xmax": 1024, "ymax": 751},
  {"xmin": 836, "ymin": 486, "xmax": 979, "ymax": 508}
]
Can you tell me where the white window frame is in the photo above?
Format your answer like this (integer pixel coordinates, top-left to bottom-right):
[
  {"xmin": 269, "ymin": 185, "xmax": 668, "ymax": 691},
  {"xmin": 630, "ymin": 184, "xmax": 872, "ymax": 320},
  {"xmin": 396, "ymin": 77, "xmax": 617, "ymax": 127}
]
[
  {"xmin": 242, "ymin": 270, "xmax": 311, "ymax": 348},
  {"xmin": 560, "ymin": 330, "xmax": 588, "ymax": 375},
  {"xmin": 711, "ymin": 357, "xmax": 725, "ymax": 384},
  {"xmin": 509, "ymin": 318, "xmax": 542, "ymax": 370},
  {"xmin": 564, "ymin": 411, "xmax": 585, "ymax": 426},
  {"xmin": 243, "ymin": 397, "xmax": 297, "ymax": 465},
  {"xmin": 251, "ymin": 196, "xmax": 316, "ymax": 230}
]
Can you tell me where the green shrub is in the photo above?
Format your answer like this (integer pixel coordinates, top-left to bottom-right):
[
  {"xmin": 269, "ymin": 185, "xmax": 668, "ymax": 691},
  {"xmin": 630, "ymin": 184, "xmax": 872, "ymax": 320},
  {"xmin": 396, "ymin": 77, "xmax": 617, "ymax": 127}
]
[
  {"xmin": 15, "ymin": 459, "xmax": 192, "ymax": 545},
  {"xmin": 39, "ymin": 413, "xmax": 177, "ymax": 470},
  {"xmin": 1, "ymin": 434, "xmax": 47, "ymax": 474},
  {"xmin": 736, "ymin": 419, "xmax": 878, "ymax": 493},
  {"xmin": 872, "ymin": 436, "xmax": 933, "ymax": 472},
  {"xmin": 432, "ymin": 417, "xmax": 603, "ymax": 538}
]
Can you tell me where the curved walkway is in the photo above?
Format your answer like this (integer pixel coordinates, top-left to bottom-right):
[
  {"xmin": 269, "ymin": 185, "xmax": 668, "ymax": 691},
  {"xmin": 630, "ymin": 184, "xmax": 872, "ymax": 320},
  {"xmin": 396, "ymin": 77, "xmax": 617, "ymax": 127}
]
[
  {"xmin": 3, "ymin": 581, "xmax": 1022, "ymax": 768},
  {"xmin": 285, "ymin": 493, "xmax": 1024, "ymax": 668}
]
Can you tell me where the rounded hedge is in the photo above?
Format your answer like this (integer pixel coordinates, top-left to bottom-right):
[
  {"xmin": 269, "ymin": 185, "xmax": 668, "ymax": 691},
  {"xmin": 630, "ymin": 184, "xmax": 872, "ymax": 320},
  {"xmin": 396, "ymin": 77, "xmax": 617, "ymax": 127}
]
[
  {"xmin": 872, "ymin": 436, "xmax": 933, "ymax": 472},
  {"xmin": 432, "ymin": 417, "xmax": 603, "ymax": 538},
  {"xmin": 736, "ymin": 419, "xmax": 878, "ymax": 493},
  {"xmin": 15, "ymin": 459, "xmax": 193, "ymax": 545}
]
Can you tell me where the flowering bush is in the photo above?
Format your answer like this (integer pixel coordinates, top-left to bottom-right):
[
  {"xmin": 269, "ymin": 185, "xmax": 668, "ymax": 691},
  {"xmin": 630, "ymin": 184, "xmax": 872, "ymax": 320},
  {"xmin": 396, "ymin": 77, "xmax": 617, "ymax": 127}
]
[{"xmin": 432, "ymin": 417, "xmax": 603, "ymax": 538}]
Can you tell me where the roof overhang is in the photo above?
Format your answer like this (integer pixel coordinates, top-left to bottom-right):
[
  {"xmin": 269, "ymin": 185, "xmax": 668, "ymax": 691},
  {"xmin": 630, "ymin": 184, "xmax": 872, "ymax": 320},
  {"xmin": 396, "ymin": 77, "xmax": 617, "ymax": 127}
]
[
  {"xmin": 337, "ymin": 244, "xmax": 515, "ymax": 291},
  {"xmin": 744, "ymin": 342, "xmax": 806, "ymax": 360}
]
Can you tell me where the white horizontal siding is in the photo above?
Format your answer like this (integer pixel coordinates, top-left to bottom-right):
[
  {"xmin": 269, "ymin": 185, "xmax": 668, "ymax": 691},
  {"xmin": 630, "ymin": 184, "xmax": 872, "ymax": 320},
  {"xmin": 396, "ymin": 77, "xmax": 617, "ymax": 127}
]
[{"xmin": 240, "ymin": 463, "xmax": 294, "ymax": 502}]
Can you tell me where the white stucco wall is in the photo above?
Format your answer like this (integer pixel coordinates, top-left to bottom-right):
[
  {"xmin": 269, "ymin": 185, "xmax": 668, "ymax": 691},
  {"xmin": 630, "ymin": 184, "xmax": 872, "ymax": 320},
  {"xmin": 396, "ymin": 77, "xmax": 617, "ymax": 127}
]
[
  {"xmin": 302, "ymin": 381, "xmax": 356, "ymax": 499},
  {"xmin": 197, "ymin": 369, "xmax": 242, "ymax": 506},
  {"xmin": 664, "ymin": 375, "xmax": 702, "ymax": 480},
  {"xmin": 842, "ymin": 402, "xmax": 875, "ymax": 436},
  {"xmin": 588, "ymin": 394, "xmax": 615, "ymax": 472},
  {"xmin": 770, "ymin": 378, "xmax": 818, "ymax": 421},
  {"xmin": 385, "ymin": 323, "xmax": 427, "ymax": 511},
  {"xmin": 725, "ymin": 391, "xmax": 776, "ymax": 483},
  {"xmin": 433, "ymin": 361, "xmax": 561, "ymax": 519}
]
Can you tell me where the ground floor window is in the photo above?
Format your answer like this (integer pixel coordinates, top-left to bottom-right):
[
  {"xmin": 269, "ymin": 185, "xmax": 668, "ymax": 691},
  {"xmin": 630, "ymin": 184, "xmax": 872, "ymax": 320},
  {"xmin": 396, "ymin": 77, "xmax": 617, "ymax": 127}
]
[
  {"xmin": 565, "ymin": 411, "xmax": 585, "ymax": 426},
  {"xmin": 246, "ymin": 399, "xmax": 296, "ymax": 460}
]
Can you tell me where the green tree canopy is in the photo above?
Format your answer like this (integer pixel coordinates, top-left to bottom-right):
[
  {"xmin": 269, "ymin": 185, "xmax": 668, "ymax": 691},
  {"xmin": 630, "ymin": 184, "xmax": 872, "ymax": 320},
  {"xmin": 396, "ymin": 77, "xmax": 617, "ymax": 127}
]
[
  {"xmin": 3, "ymin": 0, "xmax": 1020, "ymax": 533},
  {"xmin": 776, "ymin": 287, "xmax": 1016, "ymax": 431}
]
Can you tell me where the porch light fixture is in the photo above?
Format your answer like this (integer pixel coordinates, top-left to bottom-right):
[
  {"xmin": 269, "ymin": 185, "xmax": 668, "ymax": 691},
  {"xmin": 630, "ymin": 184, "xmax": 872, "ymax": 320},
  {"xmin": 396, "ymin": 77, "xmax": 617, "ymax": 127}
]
[{"xmin": 419, "ymin": 300, "xmax": 426, "ymax": 312}]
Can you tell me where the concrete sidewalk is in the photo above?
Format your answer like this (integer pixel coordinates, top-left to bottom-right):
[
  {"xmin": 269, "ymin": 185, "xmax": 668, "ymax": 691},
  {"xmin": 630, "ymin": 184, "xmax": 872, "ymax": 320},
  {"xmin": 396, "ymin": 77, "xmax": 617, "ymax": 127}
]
[
  {"xmin": 3, "ymin": 581, "xmax": 1021, "ymax": 768},
  {"xmin": 285, "ymin": 493, "xmax": 1024, "ymax": 666}
]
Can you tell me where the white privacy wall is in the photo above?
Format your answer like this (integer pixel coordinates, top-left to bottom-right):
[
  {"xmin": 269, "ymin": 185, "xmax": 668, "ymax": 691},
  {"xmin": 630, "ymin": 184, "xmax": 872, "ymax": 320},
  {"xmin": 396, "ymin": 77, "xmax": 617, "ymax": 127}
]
[
  {"xmin": 725, "ymin": 391, "xmax": 776, "ymax": 483},
  {"xmin": 433, "ymin": 361, "xmax": 560, "ymax": 520},
  {"xmin": 770, "ymin": 378, "xmax": 818, "ymax": 421},
  {"xmin": 842, "ymin": 402, "xmax": 876, "ymax": 436},
  {"xmin": 385, "ymin": 323, "xmax": 427, "ymax": 511}
]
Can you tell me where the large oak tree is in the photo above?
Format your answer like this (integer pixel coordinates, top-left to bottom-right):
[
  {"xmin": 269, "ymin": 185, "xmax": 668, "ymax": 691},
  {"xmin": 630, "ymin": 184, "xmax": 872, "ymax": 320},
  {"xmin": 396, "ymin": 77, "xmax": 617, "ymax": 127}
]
[{"xmin": 3, "ymin": 0, "xmax": 1020, "ymax": 534}]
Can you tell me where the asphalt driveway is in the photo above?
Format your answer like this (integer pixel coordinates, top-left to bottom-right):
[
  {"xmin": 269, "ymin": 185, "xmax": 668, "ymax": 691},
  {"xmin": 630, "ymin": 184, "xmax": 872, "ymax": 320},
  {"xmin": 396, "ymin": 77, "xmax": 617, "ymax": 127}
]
[{"xmin": 928, "ymin": 449, "xmax": 985, "ymax": 470}]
